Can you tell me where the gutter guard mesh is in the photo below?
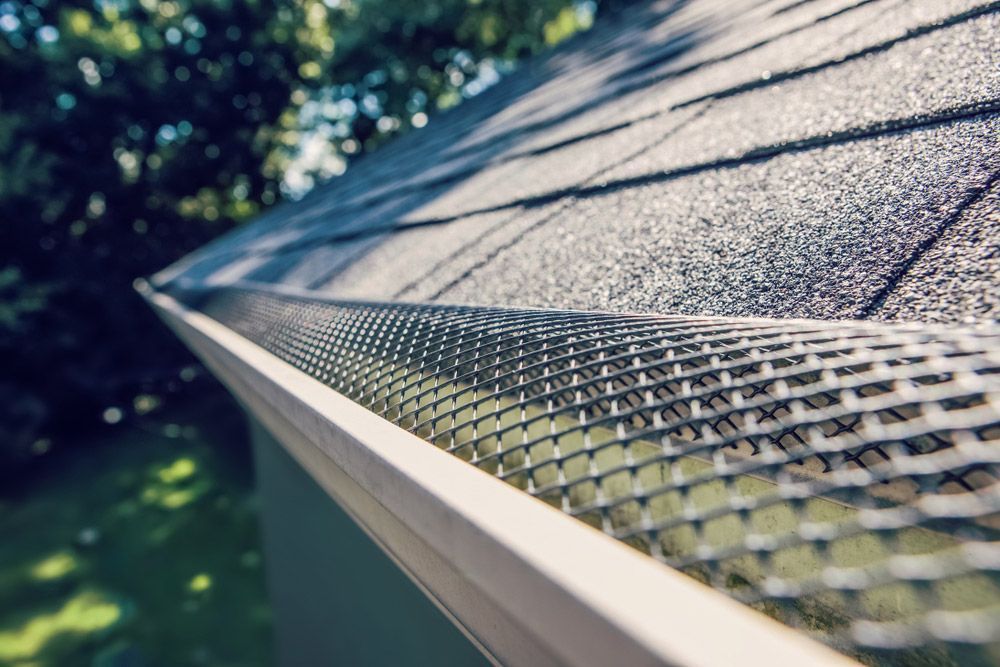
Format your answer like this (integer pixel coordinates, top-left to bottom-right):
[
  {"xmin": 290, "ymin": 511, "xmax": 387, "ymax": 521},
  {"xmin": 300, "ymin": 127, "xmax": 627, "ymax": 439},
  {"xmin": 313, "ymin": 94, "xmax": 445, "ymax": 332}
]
[{"xmin": 190, "ymin": 286, "xmax": 1000, "ymax": 665}]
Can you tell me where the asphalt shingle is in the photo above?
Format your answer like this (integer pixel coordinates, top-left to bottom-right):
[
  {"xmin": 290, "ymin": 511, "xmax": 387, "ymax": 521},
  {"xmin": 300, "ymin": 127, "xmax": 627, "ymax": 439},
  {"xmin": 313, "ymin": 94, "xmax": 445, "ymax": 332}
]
[
  {"xmin": 598, "ymin": 12, "xmax": 1000, "ymax": 184},
  {"xmin": 158, "ymin": 0, "xmax": 1000, "ymax": 327},
  {"xmin": 316, "ymin": 207, "xmax": 558, "ymax": 300},
  {"xmin": 429, "ymin": 117, "xmax": 1000, "ymax": 319},
  {"xmin": 876, "ymin": 180, "xmax": 1000, "ymax": 324}
]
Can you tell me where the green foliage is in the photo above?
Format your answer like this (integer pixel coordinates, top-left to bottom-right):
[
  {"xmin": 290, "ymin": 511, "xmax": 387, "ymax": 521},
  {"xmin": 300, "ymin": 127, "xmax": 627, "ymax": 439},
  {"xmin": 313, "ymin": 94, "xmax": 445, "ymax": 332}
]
[
  {"xmin": 0, "ymin": 393, "xmax": 270, "ymax": 665},
  {"xmin": 0, "ymin": 0, "xmax": 597, "ymax": 471}
]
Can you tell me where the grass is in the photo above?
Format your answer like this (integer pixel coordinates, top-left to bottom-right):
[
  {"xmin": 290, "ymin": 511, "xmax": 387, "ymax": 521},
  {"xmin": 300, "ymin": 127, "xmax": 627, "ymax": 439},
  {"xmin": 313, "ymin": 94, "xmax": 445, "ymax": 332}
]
[{"xmin": 0, "ymin": 391, "xmax": 271, "ymax": 666}]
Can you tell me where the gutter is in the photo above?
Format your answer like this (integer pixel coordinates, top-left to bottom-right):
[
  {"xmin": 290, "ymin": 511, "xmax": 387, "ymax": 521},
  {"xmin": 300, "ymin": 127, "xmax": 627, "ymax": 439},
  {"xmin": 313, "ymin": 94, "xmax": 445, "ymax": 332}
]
[{"xmin": 141, "ymin": 283, "xmax": 855, "ymax": 667}]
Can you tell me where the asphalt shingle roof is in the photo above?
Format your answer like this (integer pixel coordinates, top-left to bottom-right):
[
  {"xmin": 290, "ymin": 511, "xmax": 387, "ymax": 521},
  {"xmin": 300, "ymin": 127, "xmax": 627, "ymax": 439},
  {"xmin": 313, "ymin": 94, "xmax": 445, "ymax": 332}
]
[{"xmin": 157, "ymin": 0, "xmax": 1000, "ymax": 326}]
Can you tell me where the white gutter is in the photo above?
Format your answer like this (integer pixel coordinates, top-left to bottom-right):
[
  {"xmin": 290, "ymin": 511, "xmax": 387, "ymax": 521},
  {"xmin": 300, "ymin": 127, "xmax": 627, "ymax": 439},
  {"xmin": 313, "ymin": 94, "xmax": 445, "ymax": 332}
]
[{"xmin": 145, "ymin": 287, "xmax": 857, "ymax": 667}]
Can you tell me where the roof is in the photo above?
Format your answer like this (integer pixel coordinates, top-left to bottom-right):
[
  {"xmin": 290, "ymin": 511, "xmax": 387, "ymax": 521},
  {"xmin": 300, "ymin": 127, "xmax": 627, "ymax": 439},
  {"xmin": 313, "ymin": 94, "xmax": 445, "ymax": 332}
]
[
  {"xmin": 154, "ymin": 0, "xmax": 1000, "ymax": 326},
  {"xmin": 145, "ymin": 2, "xmax": 1000, "ymax": 662}
]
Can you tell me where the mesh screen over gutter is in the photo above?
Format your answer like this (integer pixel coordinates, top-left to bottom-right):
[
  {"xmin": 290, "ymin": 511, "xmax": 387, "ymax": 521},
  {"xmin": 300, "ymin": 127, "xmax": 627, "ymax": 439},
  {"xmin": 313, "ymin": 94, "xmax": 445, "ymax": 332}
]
[{"xmin": 177, "ymin": 284, "xmax": 1000, "ymax": 665}]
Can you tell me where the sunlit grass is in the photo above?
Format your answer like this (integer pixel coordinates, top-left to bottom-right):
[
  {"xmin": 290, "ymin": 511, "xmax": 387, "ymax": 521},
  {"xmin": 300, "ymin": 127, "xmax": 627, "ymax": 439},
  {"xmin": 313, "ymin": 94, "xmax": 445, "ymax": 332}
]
[
  {"xmin": 157, "ymin": 457, "xmax": 198, "ymax": 484},
  {"xmin": 188, "ymin": 573, "xmax": 212, "ymax": 593},
  {"xmin": 29, "ymin": 553, "xmax": 77, "ymax": 582},
  {"xmin": 0, "ymin": 391, "xmax": 271, "ymax": 666},
  {"xmin": 0, "ymin": 590, "xmax": 122, "ymax": 663}
]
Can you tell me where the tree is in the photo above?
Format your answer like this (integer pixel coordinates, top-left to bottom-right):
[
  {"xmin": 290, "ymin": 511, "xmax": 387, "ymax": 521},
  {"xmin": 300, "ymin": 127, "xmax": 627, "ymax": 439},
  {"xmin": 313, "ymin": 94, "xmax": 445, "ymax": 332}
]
[{"xmin": 0, "ymin": 0, "xmax": 597, "ymax": 473}]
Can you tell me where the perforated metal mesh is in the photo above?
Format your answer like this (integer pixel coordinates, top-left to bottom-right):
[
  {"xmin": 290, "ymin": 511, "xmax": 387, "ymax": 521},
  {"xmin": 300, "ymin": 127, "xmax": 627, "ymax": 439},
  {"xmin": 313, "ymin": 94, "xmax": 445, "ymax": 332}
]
[{"xmin": 187, "ymin": 285, "xmax": 1000, "ymax": 665}]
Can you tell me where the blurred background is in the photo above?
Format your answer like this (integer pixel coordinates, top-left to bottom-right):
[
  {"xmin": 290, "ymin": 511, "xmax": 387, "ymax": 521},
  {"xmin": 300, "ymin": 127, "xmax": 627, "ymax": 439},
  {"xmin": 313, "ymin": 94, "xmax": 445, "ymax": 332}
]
[{"xmin": 0, "ymin": 0, "xmax": 607, "ymax": 663}]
